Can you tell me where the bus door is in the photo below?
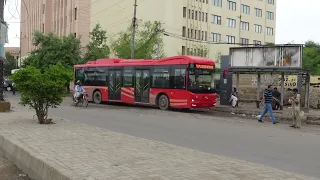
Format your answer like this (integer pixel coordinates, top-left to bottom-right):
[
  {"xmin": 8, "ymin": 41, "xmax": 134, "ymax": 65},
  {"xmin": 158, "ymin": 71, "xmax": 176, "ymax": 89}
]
[
  {"xmin": 134, "ymin": 69, "xmax": 150, "ymax": 103},
  {"xmin": 108, "ymin": 70, "xmax": 122, "ymax": 100}
]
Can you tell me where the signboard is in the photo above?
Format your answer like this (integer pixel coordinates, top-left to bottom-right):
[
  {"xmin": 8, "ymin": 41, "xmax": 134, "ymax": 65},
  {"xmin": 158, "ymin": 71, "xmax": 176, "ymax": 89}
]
[
  {"xmin": 229, "ymin": 45, "xmax": 303, "ymax": 68},
  {"xmin": 195, "ymin": 64, "xmax": 214, "ymax": 69}
]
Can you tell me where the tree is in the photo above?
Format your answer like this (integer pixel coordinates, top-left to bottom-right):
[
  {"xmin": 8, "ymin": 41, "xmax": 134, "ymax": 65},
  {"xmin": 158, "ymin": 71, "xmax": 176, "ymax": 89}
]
[
  {"xmin": 111, "ymin": 21, "xmax": 165, "ymax": 59},
  {"xmin": 302, "ymin": 41, "xmax": 320, "ymax": 75},
  {"xmin": 23, "ymin": 31, "xmax": 82, "ymax": 71},
  {"xmin": 84, "ymin": 24, "xmax": 110, "ymax": 62},
  {"xmin": 11, "ymin": 64, "xmax": 70, "ymax": 124},
  {"xmin": 4, "ymin": 52, "xmax": 17, "ymax": 76}
]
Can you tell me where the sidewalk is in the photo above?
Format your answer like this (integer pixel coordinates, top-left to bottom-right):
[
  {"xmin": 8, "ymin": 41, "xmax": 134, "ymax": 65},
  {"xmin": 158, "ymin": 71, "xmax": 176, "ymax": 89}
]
[
  {"xmin": 212, "ymin": 103, "xmax": 320, "ymax": 125},
  {"xmin": 0, "ymin": 108, "xmax": 317, "ymax": 180}
]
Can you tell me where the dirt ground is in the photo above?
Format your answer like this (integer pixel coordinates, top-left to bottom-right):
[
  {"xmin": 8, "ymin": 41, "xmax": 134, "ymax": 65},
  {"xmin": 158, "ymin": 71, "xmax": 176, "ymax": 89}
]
[{"xmin": 0, "ymin": 152, "xmax": 31, "ymax": 180}]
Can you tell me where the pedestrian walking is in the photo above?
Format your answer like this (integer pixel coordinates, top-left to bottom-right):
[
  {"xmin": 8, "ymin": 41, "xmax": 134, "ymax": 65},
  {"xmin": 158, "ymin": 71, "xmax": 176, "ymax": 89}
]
[
  {"xmin": 289, "ymin": 88, "xmax": 302, "ymax": 128},
  {"xmin": 258, "ymin": 85, "xmax": 279, "ymax": 124}
]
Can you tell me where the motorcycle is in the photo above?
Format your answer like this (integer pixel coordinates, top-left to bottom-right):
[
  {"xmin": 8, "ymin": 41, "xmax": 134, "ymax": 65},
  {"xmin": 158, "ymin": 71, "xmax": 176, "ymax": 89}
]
[{"xmin": 73, "ymin": 92, "xmax": 88, "ymax": 107}]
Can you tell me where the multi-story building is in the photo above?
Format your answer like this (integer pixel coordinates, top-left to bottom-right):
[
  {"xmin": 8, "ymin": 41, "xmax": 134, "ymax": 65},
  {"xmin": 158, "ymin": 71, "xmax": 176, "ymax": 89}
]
[
  {"xmin": 91, "ymin": 0, "xmax": 276, "ymax": 67},
  {"xmin": 20, "ymin": 0, "xmax": 91, "ymax": 59}
]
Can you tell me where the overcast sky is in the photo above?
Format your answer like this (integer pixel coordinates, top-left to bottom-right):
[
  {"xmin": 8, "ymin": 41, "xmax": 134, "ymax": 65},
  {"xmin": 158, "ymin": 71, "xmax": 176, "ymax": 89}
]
[{"xmin": 4, "ymin": 0, "xmax": 320, "ymax": 47}]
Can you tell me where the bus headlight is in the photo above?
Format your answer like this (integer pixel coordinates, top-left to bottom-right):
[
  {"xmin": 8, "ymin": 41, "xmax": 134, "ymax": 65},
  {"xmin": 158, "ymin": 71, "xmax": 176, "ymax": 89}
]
[{"xmin": 192, "ymin": 99, "xmax": 195, "ymax": 102}]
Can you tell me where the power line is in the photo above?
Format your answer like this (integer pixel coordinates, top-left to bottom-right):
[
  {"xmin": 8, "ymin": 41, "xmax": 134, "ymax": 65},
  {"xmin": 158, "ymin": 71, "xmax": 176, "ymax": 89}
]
[
  {"xmin": 163, "ymin": 31, "xmax": 264, "ymax": 46},
  {"xmin": 6, "ymin": 0, "xmax": 28, "ymax": 23}
]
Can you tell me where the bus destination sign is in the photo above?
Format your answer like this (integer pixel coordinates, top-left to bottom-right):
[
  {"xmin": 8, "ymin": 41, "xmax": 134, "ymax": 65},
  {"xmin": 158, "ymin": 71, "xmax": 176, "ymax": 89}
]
[{"xmin": 195, "ymin": 64, "xmax": 214, "ymax": 69}]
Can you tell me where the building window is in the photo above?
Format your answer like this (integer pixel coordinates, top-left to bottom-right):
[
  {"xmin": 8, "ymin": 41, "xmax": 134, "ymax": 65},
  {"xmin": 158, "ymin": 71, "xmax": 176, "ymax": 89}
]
[
  {"xmin": 241, "ymin": 4, "xmax": 250, "ymax": 14},
  {"xmin": 191, "ymin": 10, "xmax": 194, "ymax": 19},
  {"xmin": 182, "ymin": 26, "xmax": 186, "ymax": 37},
  {"xmin": 182, "ymin": 46, "xmax": 186, "ymax": 55},
  {"xmin": 205, "ymin": 13, "xmax": 208, "ymax": 22},
  {"xmin": 213, "ymin": 0, "xmax": 222, "ymax": 7},
  {"xmin": 255, "ymin": 8, "xmax": 262, "ymax": 17},
  {"xmin": 74, "ymin": 33, "xmax": 77, "ymax": 37},
  {"xmin": 253, "ymin": 40, "xmax": 262, "ymax": 46},
  {"xmin": 188, "ymin": 9, "xmax": 191, "ymax": 18},
  {"xmin": 268, "ymin": 0, "xmax": 274, "ymax": 5},
  {"xmin": 191, "ymin": 29, "xmax": 194, "ymax": 38},
  {"xmin": 194, "ymin": 30, "xmax": 197, "ymax": 39},
  {"xmin": 183, "ymin": 7, "xmax": 186, "ymax": 18},
  {"xmin": 198, "ymin": 30, "xmax": 201, "ymax": 40},
  {"xmin": 201, "ymin": 31, "xmax": 204, "ymax": 40},
  {"xmin": 227, "ymin": 0, "xmax": 236, "ymax": 11},
  {"xmin": 266, "ymin": 27, "xmax": 274, "ymax": 35},
  {"xmin": 205, "ymin": 31, "xmax": 207, "ymax": 41},
  {"xmin": 212, "ymin": 15, "xmax": 221, "ymax": 25},
  {"xmin": 240, "ymin": 38, "xmax": 249, "ymax": 45},
  {"xmin": 266, "ymin": 11, "xmax": 274, "ymax": 20},
  {"xmin": 254, "ymin": 24, "xmax": 262, "ymax": 33},
  {"xmin": 152, "ymin": 67, "xmax": 170, "ymax": 88},
  {"xmin": 240, "ymin": 21, "xmax": 249, "ymax": 31},
  {"xmin": 42, "ymin": 4, "xmax": 45, "ymax": 14},
  {"xmin": 227, "ymin": 18, "xmax": 236, "ymax": 28},
  {"xmin": 188, "ymin": 28, "xmax": 190, "ymax": 38},
  {"xmin": 211, "ymin": 33, "xmax": 221, "ymax": 42},
  {"xmin": 74, "ymin": 7, "xmax": 77, "ymax": 20},
  {"xmin": 195, "ymin": 11, "xmax": 198, "ymax": 20},
  {"xmin": 202, "ymin": 12, "xmax": 204, "ymax": 21},
  {"xmin": 42, "ymin": 23, "xmax": 44, "ymax": 32},
  {"xmin": 199, "ymin": 11, "xmax": 201, "ymax": 21},
  {"xmin": 226, "ymin": 35, "xmax": 235, "ymax": 44}
]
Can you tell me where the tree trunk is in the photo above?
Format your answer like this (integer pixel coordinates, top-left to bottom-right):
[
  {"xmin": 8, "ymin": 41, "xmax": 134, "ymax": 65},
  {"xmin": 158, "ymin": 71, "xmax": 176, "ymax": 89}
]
[{"xmin": 35, "ymin": 106, "xmax": 52, "ymax": 124}]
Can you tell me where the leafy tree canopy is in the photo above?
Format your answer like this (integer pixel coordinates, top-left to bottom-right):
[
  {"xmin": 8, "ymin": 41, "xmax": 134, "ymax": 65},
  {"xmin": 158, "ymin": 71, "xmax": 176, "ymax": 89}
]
[
  {"xmin": 111, "ymin": 21, "xmax": 165, "ymax": 59},
  {"xmin": 11, "ymin": 63, "xmax": 70, "ymax": 124},
  {"xmin": 83, "ymin": 24, "xmax": 110, "ymax": 62},
  {"xmin": 302, "ymin": 41, "xmax": 320, "ymax": 75},
  {"xmin": 23, "ymin": 31, "xmax": 82, "ymax": 72},
  {"xmin": 4, "ymin": 52, "xmax": 17, "ymax": 76}
]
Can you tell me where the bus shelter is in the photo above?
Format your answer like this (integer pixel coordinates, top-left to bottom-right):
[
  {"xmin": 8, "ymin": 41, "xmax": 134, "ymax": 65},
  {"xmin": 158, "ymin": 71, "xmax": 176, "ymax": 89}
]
[{"xmin": 227, "ymin": 45, "xmax": 310, "ymax": 109}]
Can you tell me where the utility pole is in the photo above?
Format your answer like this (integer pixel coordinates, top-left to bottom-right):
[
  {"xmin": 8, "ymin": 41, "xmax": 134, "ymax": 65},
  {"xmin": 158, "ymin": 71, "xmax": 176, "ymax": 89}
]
[
  {"xmin": 156, "ymin": 21, "xmax": 160, "ymax": 59},
  {"xmin": 130, "ymin": 0, "xmax": 137, "ymax": 59},
  {"xmin": 19, "ymin": 32, "xmax": 21, "ymax": 68},
  {"xmin": 0, "ymin": 0, "xmax": 5, "ymax": 101}
]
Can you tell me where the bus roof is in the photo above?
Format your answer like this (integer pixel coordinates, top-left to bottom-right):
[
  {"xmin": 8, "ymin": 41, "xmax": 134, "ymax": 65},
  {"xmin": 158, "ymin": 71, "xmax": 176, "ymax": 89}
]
[{"xmin": 74, "ymin": 56, "xmax": 215, "ymax": 68}]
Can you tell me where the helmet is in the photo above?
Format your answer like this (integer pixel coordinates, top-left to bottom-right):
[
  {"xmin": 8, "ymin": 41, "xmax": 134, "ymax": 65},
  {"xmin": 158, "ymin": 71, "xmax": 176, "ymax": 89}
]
[{"xmin": 76, "ymin": 80, "xmax": 81, "ymax": 85}]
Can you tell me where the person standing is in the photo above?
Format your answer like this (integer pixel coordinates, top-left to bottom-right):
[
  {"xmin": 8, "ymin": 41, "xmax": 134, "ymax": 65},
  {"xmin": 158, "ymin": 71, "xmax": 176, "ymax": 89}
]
[
  {"xmin": 289, "ymin": 88, "xmax": 302, "ymax": 128},
  {"xmin": 258, "ymin": 85, "xmax": 279, "ymax": 124}
]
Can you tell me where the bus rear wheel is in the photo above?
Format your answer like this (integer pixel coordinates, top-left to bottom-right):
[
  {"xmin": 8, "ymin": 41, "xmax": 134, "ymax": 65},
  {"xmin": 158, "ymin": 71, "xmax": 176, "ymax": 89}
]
[
  {"xmin": 158, "ymin": 94, "xmax": 169, "ymax": 110},
  {"xmin": 93, "ymin": 90, "xmax": 102, "ymax": 104}
]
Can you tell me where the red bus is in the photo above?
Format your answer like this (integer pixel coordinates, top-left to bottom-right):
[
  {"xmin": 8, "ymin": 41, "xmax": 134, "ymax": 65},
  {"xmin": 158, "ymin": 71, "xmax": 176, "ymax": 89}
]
[{"xmin": 74, "ymin": 55, "xmax": 217, "ymax": 110}]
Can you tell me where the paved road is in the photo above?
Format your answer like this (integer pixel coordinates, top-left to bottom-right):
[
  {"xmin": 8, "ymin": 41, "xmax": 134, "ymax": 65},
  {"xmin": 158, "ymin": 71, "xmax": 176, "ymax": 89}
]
[
  {"xmin": 0, "ymin": 152, "xmax": 30, "ymax": 180},
  {"xmin": 7, "ymin": 93, "xmax": 320, "ymax": 178}
]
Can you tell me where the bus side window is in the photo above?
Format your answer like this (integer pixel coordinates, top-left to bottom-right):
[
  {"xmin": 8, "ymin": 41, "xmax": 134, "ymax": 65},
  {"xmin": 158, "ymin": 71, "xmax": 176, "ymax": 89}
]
[
  {"xmin": 75, "ymin": 68, "xmax": 85, "ymax": 85},
  {"xmin": 95, "ymin": 67, "xmax": 108, "ymax": 86},
  {"xmin": 152, "ymin": 67, "xmax": 170, "ymax": 88},
  {"xmin": 171, "ymin": 68, "xmax": 186, "ymax": 89},
  {"xmin": 123, "ymin": 69, "xmax": 133, "ymax": 87}
]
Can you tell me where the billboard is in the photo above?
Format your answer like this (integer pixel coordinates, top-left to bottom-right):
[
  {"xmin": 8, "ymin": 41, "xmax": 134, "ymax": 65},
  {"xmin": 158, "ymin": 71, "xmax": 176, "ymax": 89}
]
[{"xmin": 229, "ymin": 45, "xmax": 303, "ymax": 68}]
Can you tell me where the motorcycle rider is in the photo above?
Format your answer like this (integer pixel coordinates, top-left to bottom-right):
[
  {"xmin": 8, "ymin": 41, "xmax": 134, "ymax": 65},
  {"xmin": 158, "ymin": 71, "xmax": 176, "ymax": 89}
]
[{"xmin": 74, "ymin": 80, "xmax": 85, "ymax": 103}]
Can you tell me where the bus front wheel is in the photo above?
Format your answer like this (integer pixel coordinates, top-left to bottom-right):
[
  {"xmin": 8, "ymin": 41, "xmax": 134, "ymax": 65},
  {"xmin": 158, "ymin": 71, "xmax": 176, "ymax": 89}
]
[
  {"xmin": 158, "ymin": 94, "xmax": 169, "ymax": 110},
  {"xmin": 93, "ymin": 90, "xmax": 102, "ymax": 104}
]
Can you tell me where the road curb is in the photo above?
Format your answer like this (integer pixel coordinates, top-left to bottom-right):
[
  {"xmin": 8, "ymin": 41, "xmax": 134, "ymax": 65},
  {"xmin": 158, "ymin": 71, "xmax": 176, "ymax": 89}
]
[{"xmin": 0, "ymin": 134, "xmax": 71, "ymax": 180}]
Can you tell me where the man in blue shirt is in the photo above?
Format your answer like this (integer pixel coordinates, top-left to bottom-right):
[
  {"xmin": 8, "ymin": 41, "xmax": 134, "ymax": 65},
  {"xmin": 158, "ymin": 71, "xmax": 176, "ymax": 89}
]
[{"xmin": 258, "ymin": 85, "xmax": 279, "ymax": 124}]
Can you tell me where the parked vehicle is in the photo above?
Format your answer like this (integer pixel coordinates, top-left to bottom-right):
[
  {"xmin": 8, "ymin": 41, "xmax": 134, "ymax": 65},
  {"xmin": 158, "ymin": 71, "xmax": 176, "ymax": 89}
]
[{"xmin": 73, "ymin": 55, "xmax": 217, "ymax": 110}]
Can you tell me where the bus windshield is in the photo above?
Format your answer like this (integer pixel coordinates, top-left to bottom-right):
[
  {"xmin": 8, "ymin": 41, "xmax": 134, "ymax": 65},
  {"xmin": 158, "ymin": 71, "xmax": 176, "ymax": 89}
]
[{"xmin": 188, "ymin": 68, "xmax": 215, "ymax": 93}]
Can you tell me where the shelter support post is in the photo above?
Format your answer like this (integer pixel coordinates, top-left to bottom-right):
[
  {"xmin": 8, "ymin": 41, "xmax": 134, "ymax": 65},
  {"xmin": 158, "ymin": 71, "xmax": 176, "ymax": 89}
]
[
  {"xmin": 304, "ymin": 74, "xmax": 310, "ymax": 108},
  {"xmin": 280, "ymin": 73, "xmax": 284, "ymax": 110},
  {"xmin": 236, "ymin": 73, "xmax": 239, "ymax": 93},
  {"xmin": 256, "ymin": 73, "xmax": 261, "ymax": 108}
]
